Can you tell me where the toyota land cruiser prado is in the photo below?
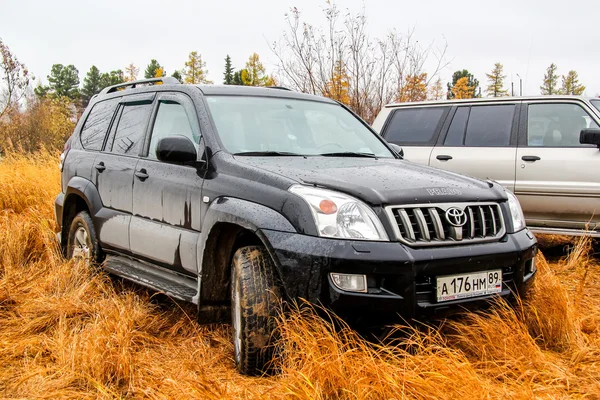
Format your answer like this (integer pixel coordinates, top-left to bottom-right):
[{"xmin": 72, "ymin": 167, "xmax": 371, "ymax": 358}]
[{"xmin": 55, "ymin": 78, "xmax": 537, "ymax": 375}]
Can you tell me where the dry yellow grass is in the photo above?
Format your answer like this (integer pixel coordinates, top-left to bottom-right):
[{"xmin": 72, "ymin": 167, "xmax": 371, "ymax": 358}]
[{"xmin": 1, "ymin": 152, "xmax": 599, "ymax": 399}]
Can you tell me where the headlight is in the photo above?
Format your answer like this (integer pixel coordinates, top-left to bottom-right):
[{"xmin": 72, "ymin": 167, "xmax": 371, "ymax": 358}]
[
  {"xmin": 506, "ymin": 190, "xmax": 525, "ymax": 232},
  {"xmin": 289, "ymin": 185, "xmax": 389, "ymax": 241}
]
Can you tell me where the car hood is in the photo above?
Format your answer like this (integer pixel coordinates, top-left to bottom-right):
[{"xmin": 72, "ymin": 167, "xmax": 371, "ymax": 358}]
[{"xmin": 234, "ymin": 156, "xmax": 507, "ymax": 205}]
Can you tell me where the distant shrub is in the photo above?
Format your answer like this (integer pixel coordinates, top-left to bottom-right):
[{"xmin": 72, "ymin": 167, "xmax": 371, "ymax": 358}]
[{"xmin": 0, "ymin": 96, "xmax": 75, "ymax": 154}]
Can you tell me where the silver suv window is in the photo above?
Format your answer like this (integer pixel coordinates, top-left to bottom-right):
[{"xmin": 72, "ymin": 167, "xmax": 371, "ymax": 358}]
[
  {"xmin": 383, "ymin": 107, "xmax": 448, "ymax": 145},
  {"xmin": 527, "ymin": 103, "xmax": 599, "ymax": 147},
  {"xmin": 443, "ymin": 105, "xmax": 515, "ymax": 147}
]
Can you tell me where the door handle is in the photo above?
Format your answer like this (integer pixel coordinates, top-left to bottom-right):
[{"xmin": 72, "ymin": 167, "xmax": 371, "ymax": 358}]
[
  {"xmin": 135, "ymin": 169, "xmax": 149, "ymax": 181},
  {"xmin": 436, "ymin": 155, "xmax": 453, "ymax": 161},
  {"xmin": 521, "ymin": 155, "xmax": 541, "ymax": 162},
  {"xmin": 95, "ymin": 162, "xmax": 106, "ymax": 172}
]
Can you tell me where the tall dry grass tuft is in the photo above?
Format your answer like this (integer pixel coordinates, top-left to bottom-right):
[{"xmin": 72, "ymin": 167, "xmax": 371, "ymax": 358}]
[{"xmin": 1, "ymin": 151, "xmax": 599, "ymax": 398}]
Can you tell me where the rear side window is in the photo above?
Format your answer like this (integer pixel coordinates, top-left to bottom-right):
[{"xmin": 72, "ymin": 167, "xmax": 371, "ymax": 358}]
[
  {"xmin": 464, "ymin": 105, "xmax": 515, "ymax": 147},
  {"xmin": 444, "ymin": 107, "xmax": 469, "ymax": 146},
  {"xmin": 108, "ymin": 103, "xmax": 153, "ymax": 155},
  {"xmin": 383, "ymin": 107, "xmax": 447, "ymax": 145},
  {"xmin": 79, "ymin": 98, "xmax": 120, "ymax": 150}
]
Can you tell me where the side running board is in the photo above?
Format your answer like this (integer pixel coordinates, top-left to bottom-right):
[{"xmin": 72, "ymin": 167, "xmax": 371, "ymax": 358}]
[{"xmin": 103, "ymin": 255, "xmax": 198, "ymax": 303}]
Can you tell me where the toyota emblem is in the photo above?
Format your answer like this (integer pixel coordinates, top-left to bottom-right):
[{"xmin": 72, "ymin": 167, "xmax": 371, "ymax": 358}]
[{"xmin": 445, "ymin": 207, "xmax": 467, "ymax": 227}]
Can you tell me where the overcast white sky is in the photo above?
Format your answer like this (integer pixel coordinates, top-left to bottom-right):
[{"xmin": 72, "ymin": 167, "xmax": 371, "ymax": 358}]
[{"xmin": 2, "ymin": 0, "xmax": 599, "ymax": 97}]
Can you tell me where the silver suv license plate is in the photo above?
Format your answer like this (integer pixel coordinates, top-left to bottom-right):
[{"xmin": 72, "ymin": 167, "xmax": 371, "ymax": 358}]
[{"xmin": 436, "ymin": 269, "xmax": 502, "ymax": 302}]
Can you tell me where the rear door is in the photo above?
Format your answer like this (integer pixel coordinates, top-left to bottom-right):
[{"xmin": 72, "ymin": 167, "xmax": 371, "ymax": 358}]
[
  {"xmin": 92, "ymin": 93, "xmax": 155, "ymax": 254},
  {"xmin": 515, "ymin": 100, "xmax": 600, "ymax": 231},
  {"xmin": 430, "ymin": 103, "xmax": 519, "ymax": 191},
  {"xmin": 130, "ymin": 92, "xmax": 204, "ymax": 276},
  {"xmin": 379, "ymin": 106, "xmax": 450, "ymax": 165}
]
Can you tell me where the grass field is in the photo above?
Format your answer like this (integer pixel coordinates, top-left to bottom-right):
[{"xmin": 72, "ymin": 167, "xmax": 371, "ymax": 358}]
[{"xmin": 1, "ymin": 152, "xmax": 599, "ymax": 399}]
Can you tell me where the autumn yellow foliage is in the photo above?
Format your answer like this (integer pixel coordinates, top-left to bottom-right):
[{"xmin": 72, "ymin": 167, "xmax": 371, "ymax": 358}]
[
  {"xmin": 1, "ymin": 152, "xmax": 599, "ymax": 398},
  {"xmin": 452, "ymin": 76, "xmax": 475, "ymax": 99}
]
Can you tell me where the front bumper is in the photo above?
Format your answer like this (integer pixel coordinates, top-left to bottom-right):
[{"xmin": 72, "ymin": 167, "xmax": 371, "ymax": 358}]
[{"xmin": 262, "ymin": 228, "xmax": 537, "ymax": 322}]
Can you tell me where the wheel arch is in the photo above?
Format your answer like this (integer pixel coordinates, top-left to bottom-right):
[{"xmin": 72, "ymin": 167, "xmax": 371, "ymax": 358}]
[
  {"xmin": 197, "ymin": 197, "xmax": 296, "ymax": 308},
  {"xmin": 60, "ymin": 177, "xmax": 103, "ymax": 253}
]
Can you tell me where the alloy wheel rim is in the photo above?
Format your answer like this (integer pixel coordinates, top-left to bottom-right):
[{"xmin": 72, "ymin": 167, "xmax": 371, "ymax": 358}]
[{"xmin": 72, "ymin": 226, "xmax": 90, "ymax": 262}]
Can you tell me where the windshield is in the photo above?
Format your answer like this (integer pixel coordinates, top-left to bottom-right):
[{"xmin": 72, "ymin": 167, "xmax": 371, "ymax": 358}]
[
  {"xmin": 205, "ymin": 95, "xmax": 394, "ymax": 157},
  {"xmin": 591, "ymin": 100, "xmax": 600, "ymax": 113}
]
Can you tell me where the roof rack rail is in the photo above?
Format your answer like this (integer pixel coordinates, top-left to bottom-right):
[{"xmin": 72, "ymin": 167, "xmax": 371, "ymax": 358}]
[
  {"xmin": 100, "ymin": 77, "xmax": 180, "ymax": 95},
  {"xmin": 268, "ymin": 86, "xmax": 292, "ymax": 91}
]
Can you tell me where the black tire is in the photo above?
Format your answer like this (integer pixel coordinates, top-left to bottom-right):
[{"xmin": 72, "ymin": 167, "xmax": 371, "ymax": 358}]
[
  {"xmin": 66, "ymin": 211, "xmax": 103, "ymax": 264},
  {"xmin": 230, "ymin": 245, "xmax": 282, "ymax": 376}
]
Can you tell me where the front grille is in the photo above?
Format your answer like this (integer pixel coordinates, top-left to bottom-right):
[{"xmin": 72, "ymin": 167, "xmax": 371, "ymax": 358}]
[{"xmin": 385, "ymin": 202, "xmax": 505, "ymax": 247}]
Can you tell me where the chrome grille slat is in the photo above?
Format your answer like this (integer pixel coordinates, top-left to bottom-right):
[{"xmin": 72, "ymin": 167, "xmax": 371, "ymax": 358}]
[
  {"xmin": 489, "ymin": 205, "xmax": 497, "ymax": 235},
  {"xmin": 478, "ymin": 207, "xmax": 487, "ymax": 237},
  {"xmin": 428, "ymin": 208, "xmax": 445, "ymax": 240},
  {"xmin": 397, "ymin": 209, "xmax": 416, "ymax": 242},
  {"xmin": 413, "ymin": 208, "xmax": 430, "ymax": 241},
  {"xmin": 467, "ymin": 207, "xmax": 475, "ymax": 238},
  {"xmin": 385, "ymin": 202, "xmax": 505, "ymax": 247}
]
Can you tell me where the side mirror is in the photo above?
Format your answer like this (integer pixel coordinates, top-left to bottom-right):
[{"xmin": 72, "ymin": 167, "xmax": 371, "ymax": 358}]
[
  {"xmin": 156, "ymin": 135, "xmax": 198, "ymax": 164},
  {"xmin": 580, "ymin": 129, "xmax": 600, "ymax": 148},
  {"xmin": 389, "ymin": 143, "xmax": 404, "ymax": 158}
]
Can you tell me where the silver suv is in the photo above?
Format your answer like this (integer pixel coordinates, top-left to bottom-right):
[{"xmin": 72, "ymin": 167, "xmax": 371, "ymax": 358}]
[{"xmin": 372, "ymin": 96, "xmax": 600, "ymax": 237}]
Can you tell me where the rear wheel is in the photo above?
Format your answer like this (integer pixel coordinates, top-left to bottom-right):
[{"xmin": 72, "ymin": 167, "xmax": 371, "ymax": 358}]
[
  {"xmin": 66, "ymin": 211, "xmax": 103, "ymax": 264},
  {"xmin": 230, "ymin": 245, "xmax": 281, "ymax": 376}
]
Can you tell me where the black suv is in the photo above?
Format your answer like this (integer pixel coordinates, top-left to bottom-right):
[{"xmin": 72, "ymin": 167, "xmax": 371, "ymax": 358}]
[{"xmin": 55, "ymin": 78, "xmax": 537, "ymax": 375}]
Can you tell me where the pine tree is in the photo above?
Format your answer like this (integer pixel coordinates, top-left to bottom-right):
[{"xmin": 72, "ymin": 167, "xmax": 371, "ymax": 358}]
[
  {"xmin": 447, "ymin": 70, "xmax": 479, "ymax": 99},
  {"xmin": 81, "ymin": 65, "xmax": 102, "ymax": 106},
  {"xmin": 242, "ymin": 53, "xmax": 268, "ymax": 86},
  {"xmin": 485, "ymin": 63, "xmax": 508, "ymax": 97},
  {"xmin": 429, "ymin": 78, "xmax": 445, "ymax": 100},
  {"xmin": 232, "ymin": 70, "xmax": 244, "ymax": 85},
  {"xmin": 451, "ymin": 77, "xmax": 475, "ymax": 99},
  {"xmin": 37, "ymin": 64, "xmax": 80, "ymax": 100},
  {"xmin": 124, "ymin": 63, "xmax": 139, "ymax": 82},
  {"xmin": 540, "ymin": 63, "xmax": 559, "ymax": 95},
  {"xmin": 223, "ymin": 55, "xmax": 235, "ymax": 84},
  {"xmin": 171, "ymin": 70, "xmax": 183, "ymax": 83},
  {"xmin": 398, "ymin": 73, "xmax": 428, "ymax": 102},
  {"xmin": 326, "ymin": 60, "xmax": 350, "ymax": 104},
  {"xmin": 560, "ymin": 70, "xmax": 585, "ymax": 95},
  {"xmin": 144, "ymin": 59, "xmax": 164, "ymax": 79},
  {"xmin": 184, "ymin": 51, "xmax": 212, "ymax": 84},
  {"xmin": 99, "ymin": 70, "xmax": 124, "ymax": 89}
]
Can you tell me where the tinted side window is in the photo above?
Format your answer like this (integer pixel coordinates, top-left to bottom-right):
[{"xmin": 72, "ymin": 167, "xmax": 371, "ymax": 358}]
[
  {"xmin": 444, "ymin": 107, "xmax": 469, "ymax": 146},
  {"xmin": 79, "ymin": 98, "xmax": 120, "ymax": 150},
  {"xmin": 383, "ymin": 107, "xmax": 447, "ymax": 145},
  {"xmin": 464, "ymin": 105, "xmax": 515, "ymax": 147},
  {"xmin": 527, "ymin": 103, "xmax": 599, "ymax": 147},
  {"xmin": 148, "ymin": 101, "xmax": 199, "ymax": 159},
  {"xmin": 109, "ymin": 103, "xmax": 152, "ymax": 155}
]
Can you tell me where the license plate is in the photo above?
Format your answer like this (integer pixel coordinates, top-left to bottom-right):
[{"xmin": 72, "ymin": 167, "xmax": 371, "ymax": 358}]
[{"xmin": 436, "ymin": 270, "xmax": 502, "ymax": 302}]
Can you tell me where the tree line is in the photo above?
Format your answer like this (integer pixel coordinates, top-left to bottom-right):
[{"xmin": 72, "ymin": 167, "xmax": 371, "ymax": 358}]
[{"xmin": 29, "ymin": 51, "xmax": 277, "ymax": 109}]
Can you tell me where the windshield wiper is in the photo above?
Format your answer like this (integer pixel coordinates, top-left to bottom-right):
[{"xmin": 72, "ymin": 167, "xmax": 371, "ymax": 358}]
[
  {"xmin": 317, "ymin": 151, "xmax": 378, "ymax": 158},
  {"xmin": 233, "ymin": 151, "xmax": 305, "ymax": 156}
]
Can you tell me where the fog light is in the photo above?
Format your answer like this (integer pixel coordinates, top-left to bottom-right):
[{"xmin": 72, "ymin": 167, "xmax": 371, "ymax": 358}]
[{"xmin": 330, "ymin": 273, "xmax": 367, "ymax": 293}]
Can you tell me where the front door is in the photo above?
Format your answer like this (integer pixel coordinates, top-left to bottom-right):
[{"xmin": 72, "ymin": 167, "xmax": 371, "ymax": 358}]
[
  {"xmin": 130, "ymin": 92, "xmax": 204, "ymax": 276},
  {"xmin": 515, "ymin": 101, "xmax": 600, "ymax": 231},
  {"xmin": 429, "ymin": 104, "xmax": 519, "ymax": 191}
]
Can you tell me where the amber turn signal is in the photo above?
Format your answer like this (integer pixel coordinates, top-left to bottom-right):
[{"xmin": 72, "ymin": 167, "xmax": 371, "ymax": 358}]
[{"xmin": 319, "ymin": 199, "xmax": 337, "ymax": 214}]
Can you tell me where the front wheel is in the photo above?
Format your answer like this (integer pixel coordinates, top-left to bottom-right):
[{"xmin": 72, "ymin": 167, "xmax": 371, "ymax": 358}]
[{"xmin": 230, "ymin": 245, "xmax": 282, "ymax": 376}]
